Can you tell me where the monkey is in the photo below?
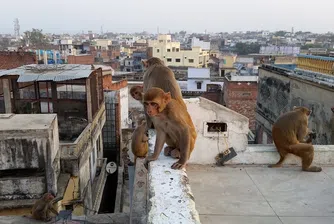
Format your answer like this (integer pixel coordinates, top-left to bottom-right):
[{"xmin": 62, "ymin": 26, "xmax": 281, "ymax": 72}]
[
  {"xmin": 25, "ymin": 192, "xmax": 60, "ymax": 221},
  {"xmin": 131, "ymin": 118, "xmax": 149, "ymax": 163},
  {"xmin": 143, "ymin": 87, "xmax": 197, "ymax": 170},
  {"xmin": 130, "ymin": 85, "xmax": 144, "ymax": 102},
  {"xmin": 141, "ymin": 57, "xmax": 187, "ymax": 129},
  {"xmin": 269, "ymin": 106, "xmax": 322, "ymax": 172}
]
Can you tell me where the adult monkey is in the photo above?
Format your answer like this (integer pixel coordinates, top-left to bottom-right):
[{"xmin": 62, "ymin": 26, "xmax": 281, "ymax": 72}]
[
  {"xmin": 143, "ymin": 87, "xmax": 196, "ymax": 169},
  {"xmin": 141, "ymin": 57, "xmax": 187, "ymax": 129},
  {"xmin": 269, "ymin": 106, "xmax": 321, "ymax": 172}
]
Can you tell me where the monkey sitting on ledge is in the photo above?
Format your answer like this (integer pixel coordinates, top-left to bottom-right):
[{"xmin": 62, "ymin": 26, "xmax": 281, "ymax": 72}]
[
  {"xmin": 131, "ymin": 118, "xmax": 149, "ymax": 163},
  {"xmin": 269, "ymin": 106, "xmax": 321, "ymax": 172},
  {"xmin": 143, "ymin": 87, "xmax": 197, "ymax": 169}
]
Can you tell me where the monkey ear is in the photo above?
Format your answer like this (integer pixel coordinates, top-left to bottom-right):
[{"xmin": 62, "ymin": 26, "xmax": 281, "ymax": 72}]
[{"xmin": 164, "ymin": 92, "xmax": 172, "ymax": 102}]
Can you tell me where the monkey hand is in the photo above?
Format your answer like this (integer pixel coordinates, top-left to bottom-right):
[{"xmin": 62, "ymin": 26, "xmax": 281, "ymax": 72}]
[
  {"xmin": 308, "ymin": 131, "xmax": 316, "ymax": 140},
  {"xmin": 144, "ymin": 155, "xmax": 158, "ymax": 169}
]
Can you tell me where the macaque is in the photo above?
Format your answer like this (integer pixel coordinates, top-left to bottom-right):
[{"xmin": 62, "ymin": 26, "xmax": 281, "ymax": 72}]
[
  {"xmin": 269, "ymin": 106, "xmax": 322, "ymax": 172},
  {"xmin": 143, "ymin": 87, "xmax": 197, "ymax": 169},
  {"xmin": 30, "ymin": 193, "xmax": 59, "ymax": 221},
  {"xmin": 130, "ymin": 85, "xmax": 144, "ymax": 102},
  {"xmin": 131, "ymin": 118, "xmax": 149, "ymax": 162},
  {"xmin": 141, "ymin": 57, "xmax": 187, "ymax": 129}
]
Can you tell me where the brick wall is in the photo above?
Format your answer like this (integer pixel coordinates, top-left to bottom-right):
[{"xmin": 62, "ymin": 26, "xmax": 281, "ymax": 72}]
[
  {"xmin": 224, "ymin": 80, "xmax": 258, "ymax": 131},
  {"xmin": 67, "ymin": 55, "xmax": 94, "ymax": 65},
  {"xmin": 0, "ymin": 51, "xmax": 36, "ymax": 69}
]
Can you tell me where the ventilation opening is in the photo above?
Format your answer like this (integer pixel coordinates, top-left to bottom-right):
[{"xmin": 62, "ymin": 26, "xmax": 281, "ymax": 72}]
[{"xmin": 207, "ymin": 122, "xmax": 227, "ymax": 133}]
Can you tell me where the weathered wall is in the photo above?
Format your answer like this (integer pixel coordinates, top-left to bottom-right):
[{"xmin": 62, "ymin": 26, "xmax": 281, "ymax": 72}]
[
  {"xmin": 256, "ymin": 68, "xmax": 334, "ymax": 145},
  {"xmin": 67, "ymin": 55, "xmax": 94, "ymax": 65},
  {"xmin": 186, "ymin": 97, "xmax": 249, "ymax": 164},
  {"xmin": 119, "ymin": 86, "xmax": 129, "ymax": 129},
  {"xmin": 0, "ymin": 176, "xmax": 45, "ymax": 200}
]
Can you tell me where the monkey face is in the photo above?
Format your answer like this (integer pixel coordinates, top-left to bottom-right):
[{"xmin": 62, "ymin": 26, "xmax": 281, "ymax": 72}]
[
  {"xmin": 130, "ymin": 86, "xmax": 143, "ymax": 100},
  {"xmin": 144, "ymin": 101, "xmax": 159, "ymax": 117},
  {"xmin": 131, "ymin": 91, "xmax": 142, "ymax": 100}
]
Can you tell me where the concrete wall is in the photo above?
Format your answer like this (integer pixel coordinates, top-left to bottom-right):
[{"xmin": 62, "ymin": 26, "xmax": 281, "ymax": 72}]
[
  {"xmin": 256, "ymin": 67, "xmax": 334, "ymax": 145},
  {"xmin": 186, "ymin": 97, "xmax": 249, "ymax": 164},
  {"xmin": 119, "ymin": 86, "xmax": 129, "ymax": 129}
]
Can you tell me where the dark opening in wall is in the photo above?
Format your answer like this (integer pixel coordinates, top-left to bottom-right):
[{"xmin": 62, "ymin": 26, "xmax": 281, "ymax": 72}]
[{"xmin": 207, "ymin": 122, "xmax": 227, "ymax": 133}]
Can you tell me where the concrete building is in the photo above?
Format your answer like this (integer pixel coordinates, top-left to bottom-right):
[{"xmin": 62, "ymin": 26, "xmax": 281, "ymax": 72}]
[
  {"xmin": 191, "ymin": 37, "xmax": 211, "ymax": 51},
  {"xmin": 186, "ymin": 68, "xmax": 223, "ymax": 92},
  {"xmin": 296, "ymin": 54, "xmax": 334, "ymax": 75},
  {"xmin": 256, "ymin": 59, "xmax": 334, "ymax": 145},
  {"xmin": 223, "ymin": 72, "xmax": 258, "ymax": 132},
  {"xmin": 0, "ymin": 64, "xmax": 107, "ymax": 216},
  {"xmin": 148, "ymin": 35, "xmax": 209, "ymax": 68},
  {"xmin": 219, "ymin": 54, "xmax": 237, "ymax": 76}
]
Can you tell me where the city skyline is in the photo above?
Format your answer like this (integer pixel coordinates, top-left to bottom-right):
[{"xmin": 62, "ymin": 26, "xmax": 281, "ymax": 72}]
[{"xmin": 0, "ymin": 0, "xmax": 333, "ymax": 34}]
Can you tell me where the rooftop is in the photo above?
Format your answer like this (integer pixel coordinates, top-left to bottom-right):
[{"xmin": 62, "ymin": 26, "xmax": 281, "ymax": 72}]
[
  {"xmin": 0, "ymin": 114, "xmax": 56, "ymax": 131},
  {"xmin": 297, "ymin": 54, "xmax": 334, "ymax": 62},
  {"xmin": 188, "ymin": 165, "xmax": 334, "ymax": 224},
  {"xmin": 0, "ymin": 64, "xmax": 96, "ymax": 82}
]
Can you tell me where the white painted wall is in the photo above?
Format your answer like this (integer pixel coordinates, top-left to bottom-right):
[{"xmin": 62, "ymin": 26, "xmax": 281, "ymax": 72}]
[
  {"xmin": 187, "ymin": 80, "xmax": 211, "ymax": 92},
  {"xmin": 191, "ymin": 37, "xmax": 211, "ymax": 50},
  {"xmin": 120, "ymin": 86, "xmax": 129, "ymax": 129},
  {"xmin": 188, "ymin": 68, "xmax": 210, "ymax": 79},
  {"xmin": 185, "ymin": 98, "xmax": 249, "ymax": 164}
]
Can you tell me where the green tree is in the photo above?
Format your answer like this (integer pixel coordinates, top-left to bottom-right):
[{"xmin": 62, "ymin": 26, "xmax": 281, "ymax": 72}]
[
  {"xmin": 21, "ymin": 28, "xmax": 49, "ymax": 48},
  {"xmin": 274, "ymin": 30, "xmax": 288, "ymax": 37},
  {"xmin": 235, "ymin": 42, "xmax": 261, "ymax": 55}
]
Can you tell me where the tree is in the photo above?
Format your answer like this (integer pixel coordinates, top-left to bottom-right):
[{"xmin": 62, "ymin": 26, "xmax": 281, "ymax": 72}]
[
  {"xmin": 21, "ymin": 28, "xmax": 49, "ymax": 48},
  {"xmin": 274, "ymin": 30, "xmax": 288, "ymax": 37},
  {"xmin": 234, "ymin": 42, "xmax": 261, "ymax": 55},
  {"xmin": 0, "ymin": 38, "xmax": 10, "ymax": 50}
]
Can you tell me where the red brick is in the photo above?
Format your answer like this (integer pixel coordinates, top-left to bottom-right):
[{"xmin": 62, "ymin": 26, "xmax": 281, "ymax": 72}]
[
  {"xmin": 0, "ymin": 51, "xmax": 36, "ymax": 69},
  {"xmin": 67, "ymin": 55, "xmax": 94, "ymax": 65}
]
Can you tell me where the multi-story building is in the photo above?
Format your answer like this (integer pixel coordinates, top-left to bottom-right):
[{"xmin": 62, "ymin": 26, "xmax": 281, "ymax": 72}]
[
  {"xmin": 148, "ymin": 35, "xmax": 209, "ymax": 68},
  {"xmin": 256, "ymin": 55, "xmax": 334, "ymax": 144},
  {"xmin": 0, "ymin": 64, "xmax": 107, "ymax": 216}
]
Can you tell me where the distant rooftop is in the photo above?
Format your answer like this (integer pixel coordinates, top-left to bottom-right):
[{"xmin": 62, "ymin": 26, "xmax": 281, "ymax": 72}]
[
  {"xmin": 0, "ymin": 114, "xmax": 56, "ymax": 131},
  {"xmin": 297, "ymin": 54, "xmax": 334, "ymax": 62},
  {"xmin": 0, "ymin": 64, "xmax": 96, "ymax": 82}
]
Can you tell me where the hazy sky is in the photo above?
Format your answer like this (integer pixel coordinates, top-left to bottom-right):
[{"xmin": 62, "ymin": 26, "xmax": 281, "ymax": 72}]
[{"xmin": 1, "ymin": 0, "xmax": 333, "ymax": 34}]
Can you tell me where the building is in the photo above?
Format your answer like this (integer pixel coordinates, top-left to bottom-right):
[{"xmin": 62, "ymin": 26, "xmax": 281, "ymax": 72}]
[
  {"xmin": 296, "ymin": 54, "xmax": 334, "ymax": 75},
  {"xmin": 68, "ymin": 54, "xmax": 95, "ymax": 65},
  {"xmin": 256, "ymin": 56, "xmax": 334, "ymax": 144},
  {"xmin": 220, "ymin": 54, "xmax": 237, "ymax": 76},
  {"xmin": 0, "ymin": 51, "xmax": 36, "ymax": 70},
  {"xmin": 0, "ymin": 64, "xmax": 107, "ymax": 216},
  {"xmin": 191, "ymin": 37, "xmax": 211, "ymax": 51},
  {"xmin": 223, "ymin": 72, "xmax": 258, "ymax": 132},
  {"xmin": 148, "ymin": 35, "xmax": 209, "ymax": 68}
]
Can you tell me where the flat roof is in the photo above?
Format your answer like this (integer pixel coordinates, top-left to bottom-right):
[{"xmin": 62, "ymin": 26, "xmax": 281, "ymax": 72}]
[
  {"xmin": 0, "ymin": 64, "xmax": 95, "ymax": 82},
  {"xmin": 0, "ymin": 114, "xmax": 56, "ymax": 131}
]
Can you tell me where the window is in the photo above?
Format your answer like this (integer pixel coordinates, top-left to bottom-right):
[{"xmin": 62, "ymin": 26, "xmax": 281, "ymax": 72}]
[
  {"xmin": 176, "ymin": 48, "xmax": 180, "ymax": 52},
  {"xmin": 159, "ymin": 40, "xmax": 163, "ymax": 43},
  {"xmin": 167, "ymin": 58, "xmax": 172, "ymax": 62},
  {"xmin": 167, "ymin": 49, "xmax": 171, "ymax": 52},
  {"xmin": 172, "ymin": 47, "xmax": 175, "ymax": 52},
  {"xmin": 188, "ymin": 59, "xmax": 194, "ymax": 63},
  {"xmin": 175, "ymin": 58, "xmax": 181, "ymax": 62},
  {"xmin": 242, "ymin": 92, "xmax": 251, "ymax": 96},
  {"xmin": 196, "ymin": 82, "xmax": 202, "ymax": 89},
  {"xmin": 207, "ymin": 122, "xmax": 227, "ymax": 133},
  {"xmin": 157, "ymin": 49, "xmax": 160, "ymax": 53}
]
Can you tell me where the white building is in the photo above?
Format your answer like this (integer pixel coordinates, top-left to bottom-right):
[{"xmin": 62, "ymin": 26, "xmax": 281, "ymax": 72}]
[
  {"xmin": 191, "ymin": 37, "xmax": 211, "ymax": 51},
  {"xmin": 187, "ymin": 68, "xmax": 223, "ymax": 92}
]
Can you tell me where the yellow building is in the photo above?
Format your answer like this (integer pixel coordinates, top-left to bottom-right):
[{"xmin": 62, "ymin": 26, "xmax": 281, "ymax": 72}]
[
  {"xmin": 219, "ymin": 54, "xmax": 237, "ymax": 76},
  {"xmin": 148, "ymin": 35, "xmax": 209, "ymax": 68},
  {"xmin": 297, "ymin": 54, "xmax": 334, "ymax": 75}
]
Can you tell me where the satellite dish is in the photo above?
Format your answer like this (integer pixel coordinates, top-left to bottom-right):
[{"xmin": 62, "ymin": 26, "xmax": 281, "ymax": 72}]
[{"xmin": 106, "ymin": 162, "xmax": 117, "ymax": 174}]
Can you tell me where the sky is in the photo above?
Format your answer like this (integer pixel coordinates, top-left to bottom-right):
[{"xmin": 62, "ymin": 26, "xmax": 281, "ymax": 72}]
[{"xmin": 0, "ymin": 0, "xmax": 333, "ymax": 35}]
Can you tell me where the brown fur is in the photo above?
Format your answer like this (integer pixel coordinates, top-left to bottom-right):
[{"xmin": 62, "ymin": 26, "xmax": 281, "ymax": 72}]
[
  {"xmin": 130, "ymin": 85, "xmax": 144, "ymax": 102},
  {"xmin": 143, "ymin": 87, "xmax": 197, "ymax": 169},
  {"xmin": 131, "ymin": 118, "xmax": 149, "ymax": 162},
  {"xmin": 142, "ymin": 57, "xmax": 187, "ymax": 129},
  {"xmin": 269, "ymin": 106, "xmax": 322, "ymax": 172},
  {"xmin": 30, "ymin": 193, "xmax": 59, "ymax": 221}
]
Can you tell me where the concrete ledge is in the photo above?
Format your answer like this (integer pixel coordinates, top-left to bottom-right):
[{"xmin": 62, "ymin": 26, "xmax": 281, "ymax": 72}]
[
  {"xmin": 147, "ymin": 131, "xmax": 201, "ymax": 224},
  {"xmin": 225, "ymin": 144, "xmax": 334, "ymax": 165}
]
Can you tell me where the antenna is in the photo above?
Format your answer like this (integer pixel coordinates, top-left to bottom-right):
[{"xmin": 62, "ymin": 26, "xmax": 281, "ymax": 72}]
[
  {"xmin": 14, "ymin": 18, "xmax": 20, "ymax": 40},
  {"xmin": 100, "ymin": 25, "xmax": 104, "ymax": 35}
]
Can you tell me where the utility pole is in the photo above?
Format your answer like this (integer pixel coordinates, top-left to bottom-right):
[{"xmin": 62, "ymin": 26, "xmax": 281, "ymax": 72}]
[{"xmin": 14, "ymin": 18, "xmax": 20, "ymax": 40}]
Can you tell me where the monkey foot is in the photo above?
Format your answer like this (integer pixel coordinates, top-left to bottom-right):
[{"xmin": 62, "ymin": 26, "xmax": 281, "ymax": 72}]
[
  {"xmin": 303, "ymin": 166, "xmax": 322, "ymax": 172},
  {"xmin": 164, "ymin": 147, "xmax": 174, "ymax": 156},
  {"xmin": 170, "ymin": 149, "xmax": 180, "ymax": 159},
  {"xmin": 171, "ymin": 160, "xmax": 186, "ymax": 170}
]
